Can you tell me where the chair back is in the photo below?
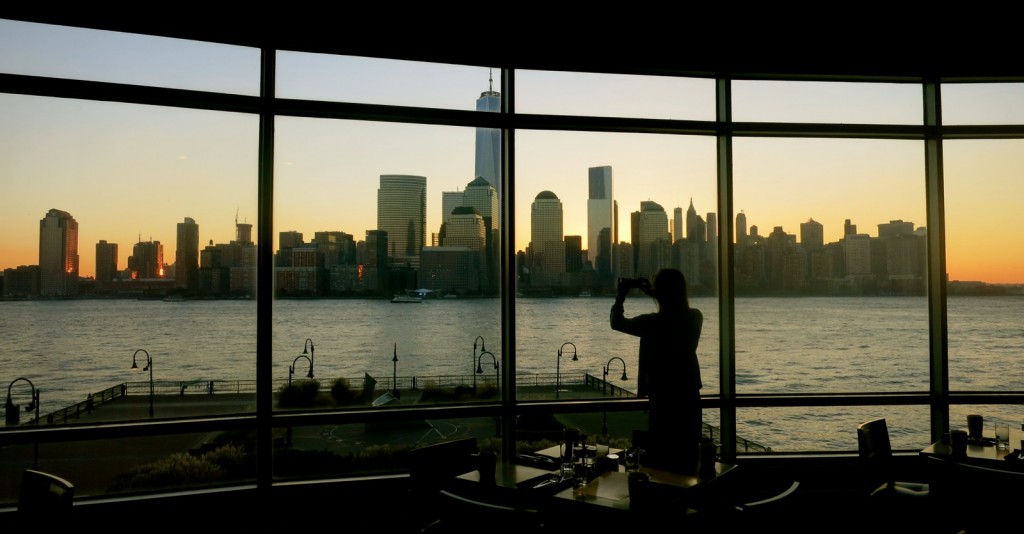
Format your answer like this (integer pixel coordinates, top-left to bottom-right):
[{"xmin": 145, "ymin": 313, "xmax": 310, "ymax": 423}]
[
  {"xmin": 408, "ymin": 437, "xmax": 479, "ymax": 492},
  {"xmin": 407, "ymin": 437, "xmax": 481, "ymax": 532},
  {"xmin": 857, "ymin": 418, "xmax": 894, "ymax": 485},
  {"xmin": 18, "ymin": 469, "xmax": 74, "ymax": 513}
]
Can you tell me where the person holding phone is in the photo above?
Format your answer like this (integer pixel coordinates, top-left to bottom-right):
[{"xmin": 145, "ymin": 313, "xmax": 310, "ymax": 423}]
[{"xmin": 610, "ymin": 268, "xmax": 704, "ymax": 474}]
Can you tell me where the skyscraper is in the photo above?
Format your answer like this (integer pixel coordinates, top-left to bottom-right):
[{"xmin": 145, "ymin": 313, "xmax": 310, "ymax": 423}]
[
  {"xmin": 463, "ymin": 176, "xmax": 500, "ymax": 294},
  {"xmin": 39, "ymin": 208, "xmax": 79, "ymax": 296},
  {"xmin": 475, "ymin": 70, "xmax": 501, "ymax": 194},
  {"xmin": 95, "ymin": 240, "xmax": 118, "ymax": 289},
  {"xmin": 685, "ymin": 199, "xmax": 705, "ymax": 244},
  {"xmin": 637, "ymin": 200, "xmax": 670, "ymax": 278},
  {"xmin": 130, "ymin": 239, "xmax": 164, "ymax": 279},
  {"xmin": 587, "ymin": 166, "xmax": 614, "ymax": 286},
  {"xmin": 175, "ymin": 217, "xmax": 200, "ymax": 291},
  {"xmin": 463, "ymin": 177, "xmax": 498, "ymax": 232},
  {"xmin": 736, "ymin": 211, "xmax": 748, "ymax": 247},
  {"xmin": 564, "ymin": 235, "xmax": 583, "ymax": 273},
  {"xmin": 673, "ymin": 207, "xmax": 683, "ymax": 243},
  {"xmin": 235, "ymin": 222, "xmax": 253, "ymax": 245},
  {"xmin": 800, "ymin": 218, "xmax": 824, "ymax": 250},
  {"xmin": 364, "ymin": 229, "xmax": 389, "ymax": 293},
  {"xmin": 441, "ymin": 190, "xmax": 465, "ymax": 226},
  {"xmin": 314, "ymin": 231, "xmax": 356, "ymax": 267},
  {"xmin": 530, "ymin": 190, "xmax": 564, "ymax": 285},
  {"xmin": 706, "ymin": 211, "xmax": 718, "ymax": 292},
  {"xmin": 377, "ymin": 174, "xmax": 426, "ymax": 267},
  {"xmin": 443, "ymin": 207, "xmax": 486, "ymax": 251}
]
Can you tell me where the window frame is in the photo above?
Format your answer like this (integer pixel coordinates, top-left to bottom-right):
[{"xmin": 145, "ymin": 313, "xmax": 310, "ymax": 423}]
[{"xmin": 2, "ymin": 21, "xmax": 1024, "ymax": 502}]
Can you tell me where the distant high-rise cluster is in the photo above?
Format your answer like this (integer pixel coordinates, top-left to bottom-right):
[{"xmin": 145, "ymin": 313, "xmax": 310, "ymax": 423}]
[
  {"xmin": 1, "ymin": 74, "xmax": 936, "ymax": 301},
  {"xmin": 0, "ymin": 209, "xmax": 258, "ymax": 299},
  {"xmin": 518, "ymin": 172, "xmax": 928, "ymax": 296}
]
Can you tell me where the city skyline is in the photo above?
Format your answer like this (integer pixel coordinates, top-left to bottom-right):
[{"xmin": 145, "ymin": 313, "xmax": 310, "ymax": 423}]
[
  {"xmin": 0, "ymin": 199, "xmax": 1015, "ymax": 287},
  {"xmin": 1, "ymin": 19, "xmax": 1022, "ymax": 285}
]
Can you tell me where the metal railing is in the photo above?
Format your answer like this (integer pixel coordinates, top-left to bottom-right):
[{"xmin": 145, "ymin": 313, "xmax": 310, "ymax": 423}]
[
  {"xmin": 40, "ymin": 384, "xmax": 123, "ymax": 425},
  {"xmin": 33, "ymin": 374, "xmax": 772, "ymax": 453}
]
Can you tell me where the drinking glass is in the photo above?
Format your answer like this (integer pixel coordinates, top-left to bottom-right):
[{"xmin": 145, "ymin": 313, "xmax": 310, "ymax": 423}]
[
  {"xmin": 994, "ymin": 422, "xmax": 1010, "ymax": 450},
  {"xmin": 624, "ymin": 447, "xmax": 642, "ymax": 472},
  {"xmin": 967, "ymin": 414, "xmax": 984, "ymax": 440}
]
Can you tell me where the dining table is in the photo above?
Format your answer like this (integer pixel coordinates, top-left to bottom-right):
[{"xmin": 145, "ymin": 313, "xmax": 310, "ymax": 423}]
[
  {"xmin": 918, "ymin": 424, "xmax": 1024, "ymax": 532},
  {"xmin": 449, "ymin": 445, "xmax": 739, "ymax": 528},
  {"xmin": 919, "ymin": 425, "xmax": 1024, "ymax": 466}
]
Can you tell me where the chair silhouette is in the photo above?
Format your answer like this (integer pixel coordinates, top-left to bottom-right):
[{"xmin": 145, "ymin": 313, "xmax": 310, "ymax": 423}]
[
  {"xmin": 407, "ymin": 437, "xmax": 480, "ymax": 532},
  {"xmin": 856, "ymin": 418, "xmax": 929, "ymax": 499},
  {"xmin": 425, "ymin": 489, "xmax": 545, "ymax": 533},
  {"xmin": 691, "ymin": 466, "xmax": 801, "ymax": 530},
  {"xmin": 18, "ymin": 469, "xmax": 75, "ymax": 514}
]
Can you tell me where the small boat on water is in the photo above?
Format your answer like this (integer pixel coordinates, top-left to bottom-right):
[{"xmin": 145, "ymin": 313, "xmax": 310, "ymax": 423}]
[
  {"xmin": 391, "ymin": 294, "xmax": 422, "ymax": 303},
  {"xmin": 163, "ymin": 295, "xmax": 186, "ymax": 302}
]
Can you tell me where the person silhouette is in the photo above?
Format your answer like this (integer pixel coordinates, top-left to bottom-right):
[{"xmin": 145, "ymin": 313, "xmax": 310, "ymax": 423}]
[{"xmin": 610, "ymin": 268, "xmax": 703, "ymax": 474}]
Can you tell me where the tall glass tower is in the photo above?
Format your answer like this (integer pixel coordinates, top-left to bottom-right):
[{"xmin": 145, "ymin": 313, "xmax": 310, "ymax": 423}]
[
  {"xmin": 38, "ymin": 208, "xmax": 79, "ymax": 296},
  {"xmin": 587, "ymin": 166, "xmax": 614, "ymax": 288},
  {"xmin": 475, "ymin": 70, "xmax": 501, "ymax": 194},
  {"xmin": 377, "ymin": 174, "xmax": 427, "ymax": 267}
]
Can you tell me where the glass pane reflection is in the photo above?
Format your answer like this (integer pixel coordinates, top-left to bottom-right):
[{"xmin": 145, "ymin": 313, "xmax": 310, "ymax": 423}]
[
  {"xmin": 0, "ymin": 427, "xmax": 257, "ymax": 503},
  {"xmin": 737, "ymin": 405, "xmax": 931, "ymax": 453},
  {"xmin": 732, "ymin": 80, "xmax": 921, "ymax": 125},
  {"xmin": 516, "ymin": 69, "xmax": 714, "ymax": 120},
  {"xmin": 272, "ymin": 117, "xmax": 501, "ymax": 410},
  {"xmin": 0, "ymin": 19, "xmax": 260, "ymax": 95},
  {"xmin": 733, "ymin": 137, "xmax": 928, "ymax": 394},
  {"xmin": 942, "ymin": 83, "xmax": 1024, "ymax": 125},
  {"xmin": 514, "ymin": 129, "xmax": 719, "ymax": 399},
  {"xmin": 276, "ymin": 52, "xmax": 497, "ymax": 110},
  {"xmin": 944, "ymin": 139, "xmax": 1024, "ymax": 392},
  {"xmin": 274, "ymin": 417, "xmax": 502, "ymax": 481},
  {"xmin": 0, "ymin": 94, "xmax": 258, "ymax": 421}
]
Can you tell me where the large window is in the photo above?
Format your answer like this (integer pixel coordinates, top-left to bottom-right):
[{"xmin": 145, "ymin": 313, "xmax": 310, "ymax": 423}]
[
  {"xmin": 0, "ymin": 90, "xmax": 259, "ymax": 497},
  {"xmin": 2, "ymin": 18, "xmax": 1023, "ymax": 505}
]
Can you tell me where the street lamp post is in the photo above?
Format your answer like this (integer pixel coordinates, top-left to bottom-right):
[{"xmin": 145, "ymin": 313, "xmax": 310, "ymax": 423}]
[
  {"xmin": 392, "ymin": 343, "xmax": 400, "ymax": 399},
  {"xmin": 476, "ymin": 349, "xmax": 501, "ymax": 437},
  {"xmin": 476, "ymin": 350, "xmax": 499, "ymax": 390},
  {"xmin": 472, "ymin": 336, "xmax": 485, "ymax": 391},
  {"xmin": 303, "ymin": 338, "xmax": 315, "ymax": 372},
  {"xmin": 602, "ymin": 357, "xmax": 629, "ymax": 436},
  {"xmin": 288, "ymin": 354, "xmax": 314, "ymax": 387},
  {"xmin": 5, "ymin": 377, "xmax": 40, "ymax": 468},
  {"xmin": 603, "ymin": 356, "xmax": 629, "ymax": 396},
  {"xmin": 556, "ymin": 342, "xmax": 578, "ymax": 400},
  {"xmin": 130, "ymin": 349, "xmax": 154, "ymax": 418}
]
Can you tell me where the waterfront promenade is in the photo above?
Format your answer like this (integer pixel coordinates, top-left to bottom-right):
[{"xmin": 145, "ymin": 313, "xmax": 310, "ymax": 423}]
[
  {"xmin": 1, "ymin": 380, "xmax": 765, "ymax": 506},
  {"xmin": 0, "ymin": 383, "xmax": 609, "ymax": 504}
]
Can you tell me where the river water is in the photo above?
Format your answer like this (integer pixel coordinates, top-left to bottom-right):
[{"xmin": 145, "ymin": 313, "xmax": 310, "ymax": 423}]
[{"xmin": 2, "ymin": 296, "xmax": 1021, "ymax": 451}]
